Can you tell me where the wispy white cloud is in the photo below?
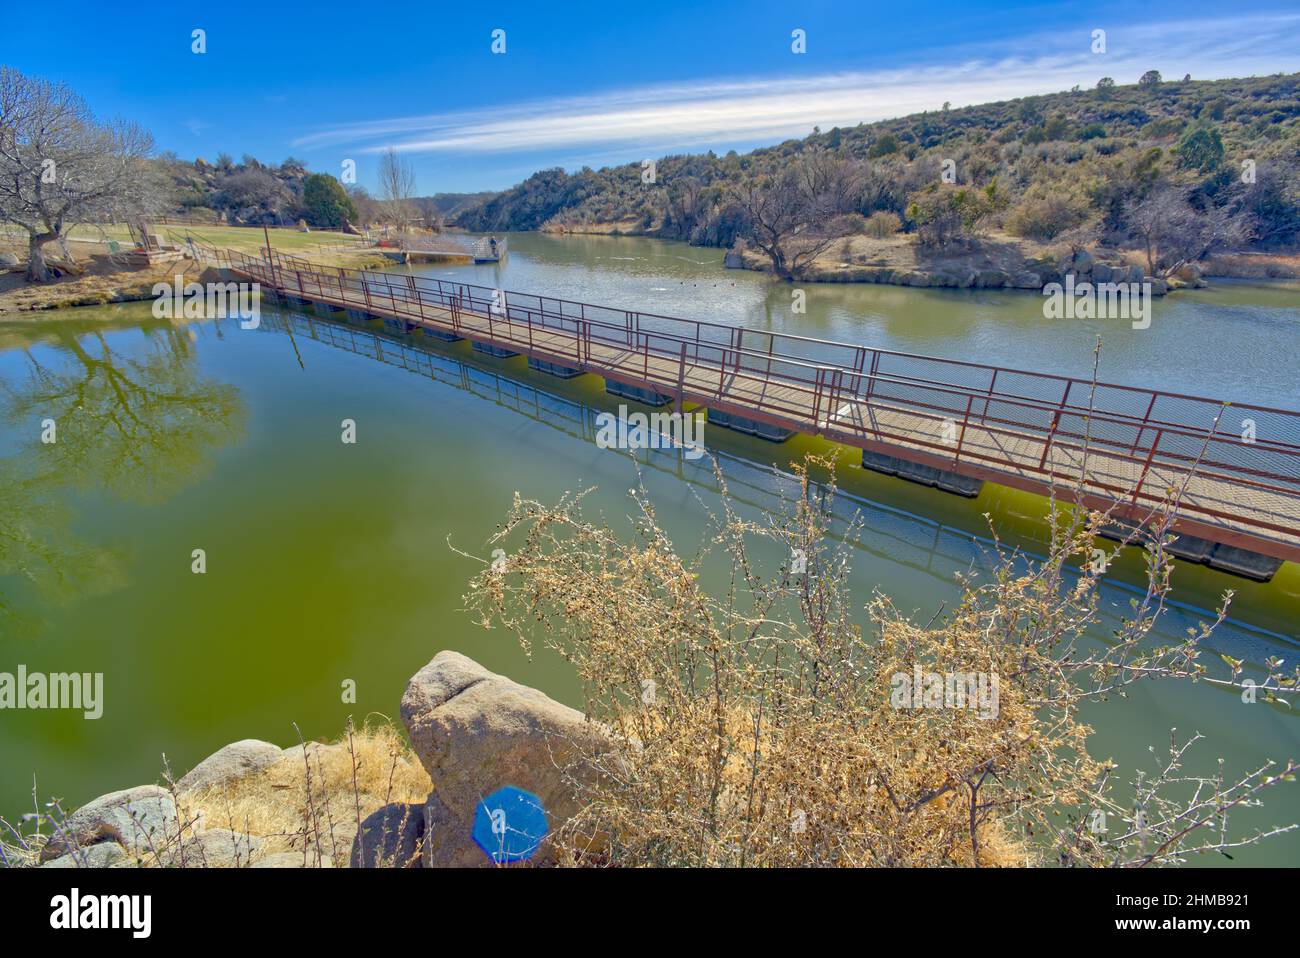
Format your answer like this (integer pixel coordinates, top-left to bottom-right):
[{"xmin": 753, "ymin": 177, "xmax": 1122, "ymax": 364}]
[{"xmin": 291, "ymin": 14, "xmax": 1299, "ymax": 160}]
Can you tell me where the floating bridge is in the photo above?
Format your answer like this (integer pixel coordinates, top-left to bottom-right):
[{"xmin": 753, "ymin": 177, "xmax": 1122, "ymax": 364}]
[{"xmin": 222, "ymin": 248, "xmax": 1300, "ymax": 581}]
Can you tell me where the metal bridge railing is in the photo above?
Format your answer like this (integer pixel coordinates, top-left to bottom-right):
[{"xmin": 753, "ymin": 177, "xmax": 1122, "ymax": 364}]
[{"xmin": 224, "ymin": 248, "xmax": 1300, "ymax": 547}]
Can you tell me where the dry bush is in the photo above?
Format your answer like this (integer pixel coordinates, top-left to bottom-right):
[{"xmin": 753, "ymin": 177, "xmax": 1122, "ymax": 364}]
[
  {"xmin": 864, "ymin": 210, "xmax": 902, "ymax": 238},
  {"xmin": 1005, "ymin": 181, "xmax": 1094, "ymax": 241},
  {"xmin": 466, "ymin": 454, "xmax": 1297, "ymax": 868}
]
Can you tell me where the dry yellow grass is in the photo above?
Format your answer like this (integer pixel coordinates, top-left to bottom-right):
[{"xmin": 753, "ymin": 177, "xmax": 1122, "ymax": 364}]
[{"xmin": 174, "ymin": 722, "xmax": 430, "ymax": 866}]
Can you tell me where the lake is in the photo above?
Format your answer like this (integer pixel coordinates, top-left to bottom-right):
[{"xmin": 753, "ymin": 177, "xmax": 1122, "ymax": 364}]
[{"xmin": 1, "ymin": 231, "xmax": 1297, "ymax": 864}]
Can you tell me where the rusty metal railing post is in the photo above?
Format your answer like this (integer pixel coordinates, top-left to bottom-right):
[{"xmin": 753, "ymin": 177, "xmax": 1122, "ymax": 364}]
[
  {"xmin": 1038, "ymin": 410, "xmax": 1062, "ymax": 469},
  {"xmin": 984, "ymin": 368, "xmax": 998, "ymax": 422},
  {"xmin": 677, "ymin": 342, "xmax": 687, "ymax": 407},
  {"xmin": 1131, "ymin": 428, "xmax": 1164, "ymax": 505},
  {"xmin": 954, "ymin": 395, "xmax": 975, "ymax": 464},
  {"xmin": 865, "ymin": 350, "xmax": 880, "ymax": 403},
  {"xmin": 1131, "ymin": 392, "xmax": 1159, "ymax": 456}
]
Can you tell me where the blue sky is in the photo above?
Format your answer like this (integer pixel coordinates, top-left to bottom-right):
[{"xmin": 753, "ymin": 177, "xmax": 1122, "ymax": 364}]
[{"xmin": 2, "ymin": 1, "xmax": 1297, "ymax": 194}]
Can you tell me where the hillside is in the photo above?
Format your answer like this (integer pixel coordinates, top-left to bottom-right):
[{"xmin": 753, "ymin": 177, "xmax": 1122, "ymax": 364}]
[
  {"xmin": 451, "ymin": 73, "xmax": 1300, "ymax": 268},
  {"xmin": 157, "ymin": 154, "xmax": 492, "ymax": 231},
  {"xmin": 415, "ymin": 191, "xmax": 500, "ymax": 222}
]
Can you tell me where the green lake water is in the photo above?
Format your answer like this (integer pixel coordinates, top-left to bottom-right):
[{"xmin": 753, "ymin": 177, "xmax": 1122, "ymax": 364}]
[{"xmin": 1, "ymin": 232, "xmax": 1297, "ymax": 864}]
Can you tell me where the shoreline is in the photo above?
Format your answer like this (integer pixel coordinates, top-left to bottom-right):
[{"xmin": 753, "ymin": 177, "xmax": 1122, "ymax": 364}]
[
  {"xmin": 0, "ymin": 246, "xmax": 394, "ymax": 318},
  {"xmin": 6, "ymin": 239, "xmax": 1294, "ymax": 324},
  {"xmin": 541, "ymin": 223, "xmax": 1300, "ymax": 293}
]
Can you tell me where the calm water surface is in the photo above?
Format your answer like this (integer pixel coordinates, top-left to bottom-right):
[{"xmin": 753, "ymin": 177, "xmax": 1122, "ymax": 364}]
[{"xmin": 1, "ymin": 232, "xmax": 1296, "ymax": 864}]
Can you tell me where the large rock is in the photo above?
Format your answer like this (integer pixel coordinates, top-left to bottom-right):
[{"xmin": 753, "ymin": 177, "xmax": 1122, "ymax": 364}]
[
  {"xmin": 401, "ymin": 651, "xmax": 611, "ymax": 867},
  {"xmin": 0, "ymin": 252, "xmax": 20, "ymax": 268},
  {"xmin": 40, "ymin": 785, "xmax": 178, "ymax": 863},
  {"xmin": 350, "ymin": 802, "xmax": 425, "ymax": 868},
  {"xmin": 1172, "ymin": 263, "xmax": 1207, "ymax": 287},
  {"xmin": 40, "ymin": 842, "xmax": 129, "ymax": 869},
  {"xmin": 723, "ymin": 247, "xmax": 744, "ymax": 269},
  {"xmin": 177, "ymin": 739, "xmax": 283, "ymax": 792},
  {"xmin": 278, "ymin": 740, "xmax": 347, "ymax": 767}
]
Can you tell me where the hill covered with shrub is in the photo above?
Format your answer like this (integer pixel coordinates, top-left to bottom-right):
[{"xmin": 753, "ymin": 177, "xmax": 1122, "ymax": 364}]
[{"xmin": 452, "ymin": 72, "xmax": 1300, "ymax": 267}]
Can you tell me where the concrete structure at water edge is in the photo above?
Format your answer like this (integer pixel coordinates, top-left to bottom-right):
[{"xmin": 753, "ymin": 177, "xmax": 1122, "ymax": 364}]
[
  {"xmin": 707, "ymin": 406, "xmax": 795, "ymax": 442},
  {"xmin": 860, "ymin": 450, "xmax": 984, "ymax": 498},
  {"xmin": 605, "ymin": 378, "xmax": 672, "ymax": 406},
  {"xmin": 528, "ymin": 357, "xmax": 583, "ymax": 378},
  {"xmin": 472, "ymin": 341, "xmax": 520, "ymax": 359}
]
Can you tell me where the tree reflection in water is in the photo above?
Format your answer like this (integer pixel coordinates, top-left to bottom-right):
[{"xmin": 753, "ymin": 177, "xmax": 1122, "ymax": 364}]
[{"xmin": 0, "ymin": 323, "xmax": 247, "ymax": 635}]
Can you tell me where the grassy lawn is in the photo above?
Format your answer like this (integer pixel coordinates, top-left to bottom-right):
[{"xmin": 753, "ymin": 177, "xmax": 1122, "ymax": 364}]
[
  {"xmin": 53, "ymin": 223, "xmax": 364, "ymax": 254},
  {"xmin": 60, "ymin": 223, "xmax": 368, "ymax": 254},
  {"xmin": 0, "ymin": 223, "xmax": 391, "ymax": 313},
  {"xmin": 3, "ymin": 224, "xmax": 377, "ymax": 265}
]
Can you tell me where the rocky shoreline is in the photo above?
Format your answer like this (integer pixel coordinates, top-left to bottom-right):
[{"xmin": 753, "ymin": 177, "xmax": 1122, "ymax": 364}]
[
  {"xmin": 725, "ymin": 243, "xmax": 1177, "ymax": 294},
  {"xmin": 543, "ymin": 223, "xmax": 1283, "ymax": 295},
  {"xmin": 31, "ymin": 651, "xmax": 599, "ymax": 869}
]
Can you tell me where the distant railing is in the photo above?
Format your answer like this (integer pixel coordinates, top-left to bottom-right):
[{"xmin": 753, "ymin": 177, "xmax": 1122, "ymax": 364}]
[{"xmin": 223, "ymin": 247, "xmax": 1300, "ymax": 549}]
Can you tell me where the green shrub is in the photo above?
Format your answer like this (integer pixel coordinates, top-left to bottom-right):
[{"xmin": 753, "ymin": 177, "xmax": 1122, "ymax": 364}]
[
  {"xmin": 1176, "ymin": 124, "xmax": 1225, "ymax": 172},
  {"xmin": 301, "ymin": 173, "xmax": 359, "ymax": 228},
  {"xmin": 867, "ymin": 133, "xmax": 900, "ymax": 158}
]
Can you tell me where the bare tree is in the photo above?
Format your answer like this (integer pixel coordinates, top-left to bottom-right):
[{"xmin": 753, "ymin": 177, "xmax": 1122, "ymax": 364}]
[
  {"xmin": 1243, "ymin": 157, "xmax": 1300, "ymax": 247},
  {"xmin": 344, "ymin": 185, "xmax": 381, "ymax": 229},
  {"xmin": 0, "ymin": 67, "xmax": 161, "ymax": 281},
  {"xmin": 376, "ymin": 146, "xmax": 417, "ymax": 232},
  {"xmin": 665, "ymin": 176, "xmax": 706, "ymax": 240},
  {"xmin": 1126, "ymin": 184, "xmax": 1251, "ymax": 277},
  {"xmin": 730, "ymin": 151, "xmax": 864, "ymax": 279}
]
